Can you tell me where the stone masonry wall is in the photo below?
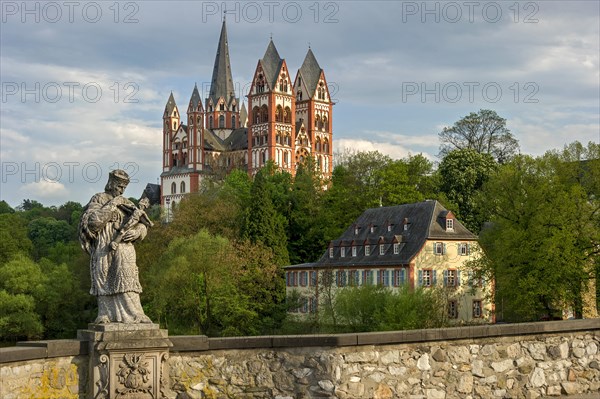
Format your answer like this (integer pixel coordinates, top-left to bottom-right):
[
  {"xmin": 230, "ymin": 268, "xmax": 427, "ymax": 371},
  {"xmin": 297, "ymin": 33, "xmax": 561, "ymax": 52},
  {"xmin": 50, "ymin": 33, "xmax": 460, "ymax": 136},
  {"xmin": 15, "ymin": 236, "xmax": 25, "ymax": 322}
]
[
  {"xmin": 1, "ymin": 320, "xmax": 599, "ymax": 399},
  {"xmin": 0, "ymin": 355, "xmax": 87, "ymax": 399},
  {"xmin": 168, "ymin": 331, "xmax": 600, "ymax": 399}
]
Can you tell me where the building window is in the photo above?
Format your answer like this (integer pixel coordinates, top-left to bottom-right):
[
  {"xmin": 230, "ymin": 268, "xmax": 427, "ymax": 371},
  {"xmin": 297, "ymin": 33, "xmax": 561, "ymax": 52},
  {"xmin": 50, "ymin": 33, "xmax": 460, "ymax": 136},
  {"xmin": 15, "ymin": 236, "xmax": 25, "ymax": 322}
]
[
  {"xmin": 329, "ymin": 247, "xmax": 334, "ymax": 258},
  {"xmin": 354, "ymin": 226, "xmax": 359, "ymax": 235},
  {"xmin": 393, "ymin": 269, "xmax": 406, "ymax": 286},
  {"xmin": 370, "ymin": 226, "xmax": 375, "ymax": 233},
  {"xmin": 419, "ymin": 269, "xmax": 435, "ymax": 287},
  {"xmin": 232, "ymin": 115, "xmax": 236, "ymax": 128},
  {"xmin": 446, "ymin": 218, "xmax": 454, "ymax": 231},
  {"xmin": 219, "ymin": 115, "xmax": 225, "ymax": 128},
  {"xmin": 459, "ymin": 243, "xmax": 470, "ymax": 256},
  {"xmin": 362, "ymin": 270, "xmax": 374, "ymax": 285},
  {"xmin": 300, "ymin": 271, "xmax": 308, "ymax": 287},
  {"xmin": 378, "ymin": 269, "xmax": 390, "ymax": 286},
  {"xmin": 365, "ymin": 245, "xmax": 370, "ymax": 256},
  {"xmin": 171, "ymin": 182, "xmax": 176, "ymax": 194},
  {"xmin": 340, "ymin": 247, "xmax": 345, "ymax": 257},
  {"xmin": 310, "ymin": 271, "xmax": 317, "ymax": 286},
  {"xmin": 444, "ymin": 269, "xmax": 459, "ymax": 287},
  {"xmin": 387, "ymin": 224, "xmax": 392, "ymax": 232},
  {"xmin": 300, "ymin": 297, "xmax": 308, "ymax": 313},
  {"xmin": 352, "ymin": 246, "xmax": 357, "ymax": 257},
  {"xmin": 379, "ymin": 244, "xmax": 385, "ymax": 255},
  {"xmin": 473, "ymin": 300, "xmax": 483, "ymax": 318},
  {"xmin": 336, "ymin": 270, "xmax": 347, "ymax": 287},
  {"xmin": 349, "ymin": 270, "xmax": 359, "ymax": 286},
  {"xmin": 309, "ymin": 297, "xmax": 317, "ymax": 313},
  {"xmin": 180, "ymin": 181, "xmax": 185, "ymax": 193},
  {"xmin": 448, "ymin": 300, "xmax": 458, "ymax": 319},
  {"xmin": 209, "ymin": 116, "xmax": 213, "ymax": 129},
  {"xmin": 434, "ymin": 242, "xmax": 445, "ymax": 255},
  {"xmin": 393, "ymin": 243, "xmax": 399, "ymax": 254}
]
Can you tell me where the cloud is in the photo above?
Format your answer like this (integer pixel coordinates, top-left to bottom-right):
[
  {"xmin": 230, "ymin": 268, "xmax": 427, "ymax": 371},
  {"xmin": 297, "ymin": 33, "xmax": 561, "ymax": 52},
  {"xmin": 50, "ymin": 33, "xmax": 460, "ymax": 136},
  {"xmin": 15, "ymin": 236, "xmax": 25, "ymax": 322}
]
[{"xmin": 18, "ymin": 180, "xmax": 69, "ymax": 201}]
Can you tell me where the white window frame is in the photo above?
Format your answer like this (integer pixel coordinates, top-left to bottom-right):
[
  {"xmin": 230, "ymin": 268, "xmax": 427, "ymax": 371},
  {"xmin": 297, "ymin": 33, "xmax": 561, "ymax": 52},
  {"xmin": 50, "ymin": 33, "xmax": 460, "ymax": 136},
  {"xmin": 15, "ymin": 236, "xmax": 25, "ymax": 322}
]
[
  {"xmin": 434, "ymin": 242, "xmax": 444, "ymax": 255},
  {"xmin": 446, "ymin": 269, "xmax": 458, "ymax": 287},
  {"xmin": 379, "ymin": 244, "xmax": 385, "ymax": 255},
  {"xmin": 352, "ymin": 246, "xmax": 357, "ymax": 257},
  {"xmin": 422, "ymin": 269, "xmax": 432, "ymax": 287},
  {"xmin": 473, "ymin": 300, "xmax": 482, "ymax": 318},
  {"xmin": 460, "ymin": 243, "xmax": 469, "ymax": 256},
  {"xmin": 329, "ymin": 247, "xmax": 334, "ymax": 258},
  {"xmin": 340, "ymin": 247, "xmax": 345, "ymax": 257},
  {"xmin": 365, "ymin": 245, "xmax": 371, "ymax": 256},
  {"xmin": 446, "ymin": 218, "xmax": 454, "ymax": 231},
  {"xmin": 448, "ymin": 300, "xmax": 458, "ymax": 319},
  {"xmin": 393, "ymin": 243, "xmax": 399, "ymax": 254}
]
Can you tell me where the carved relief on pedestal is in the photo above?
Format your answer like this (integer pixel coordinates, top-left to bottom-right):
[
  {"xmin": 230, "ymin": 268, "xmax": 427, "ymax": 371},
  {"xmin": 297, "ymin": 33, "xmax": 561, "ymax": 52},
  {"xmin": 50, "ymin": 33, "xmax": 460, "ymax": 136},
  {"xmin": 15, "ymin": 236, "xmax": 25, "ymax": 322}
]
[{"xmin": 116, "ymin": 353, "xmax": 153, "ymax": 398}]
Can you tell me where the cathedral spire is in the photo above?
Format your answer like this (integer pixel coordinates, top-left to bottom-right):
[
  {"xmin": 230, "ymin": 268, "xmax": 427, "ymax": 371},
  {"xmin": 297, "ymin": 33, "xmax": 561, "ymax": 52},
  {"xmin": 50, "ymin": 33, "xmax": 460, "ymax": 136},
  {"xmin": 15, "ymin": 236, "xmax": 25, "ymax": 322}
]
[{"xmin": 208, "ymin": 19, "xmax": 236, "ymax": 106}]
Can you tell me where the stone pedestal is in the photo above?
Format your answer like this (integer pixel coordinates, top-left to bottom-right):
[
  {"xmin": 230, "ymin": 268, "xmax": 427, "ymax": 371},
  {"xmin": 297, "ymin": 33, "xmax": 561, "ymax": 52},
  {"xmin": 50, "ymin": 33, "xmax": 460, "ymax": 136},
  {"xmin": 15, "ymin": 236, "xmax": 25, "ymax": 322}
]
[{"xmin": 78, "ymin": 323, "xmax": 173, "ymax": 399}]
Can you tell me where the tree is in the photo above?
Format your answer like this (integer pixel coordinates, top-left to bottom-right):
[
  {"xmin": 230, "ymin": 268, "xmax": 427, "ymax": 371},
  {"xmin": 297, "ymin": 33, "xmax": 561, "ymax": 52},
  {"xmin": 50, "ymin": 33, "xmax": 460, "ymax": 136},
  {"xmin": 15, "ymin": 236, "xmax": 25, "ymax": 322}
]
[
  {"xmin": 438, "ymin": 148, "xmax": 497, "ymax": 233},
  {"xmin": 474, "ymin": 145, "xmax": 599, "ymax": 321},
  {"xmin": 241, "ymin": 167, "xmax": 290, "ymax": 266},
  {"xmin": 0, "ymin": 213, "xmax": 32, "ymax": 264},
  {"xmin": 439, "ymin": 109, "xmax": 519, "ymax": 163},
  {"xmin": 288, "ymin": 158, "xmax": 326, "ymax": 264},
  {"xmin": 0, "ymin": 200, "xmax": 15, "ymax": 214}
]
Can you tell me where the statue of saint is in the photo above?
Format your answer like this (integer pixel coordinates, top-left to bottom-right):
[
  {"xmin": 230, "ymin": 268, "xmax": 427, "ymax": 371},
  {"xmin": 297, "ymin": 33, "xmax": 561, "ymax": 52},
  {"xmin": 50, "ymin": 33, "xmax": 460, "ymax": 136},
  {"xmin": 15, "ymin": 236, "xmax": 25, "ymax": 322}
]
[{"xmin": 79, "ymin": 169, "xmax": 153, "ymax": 324}]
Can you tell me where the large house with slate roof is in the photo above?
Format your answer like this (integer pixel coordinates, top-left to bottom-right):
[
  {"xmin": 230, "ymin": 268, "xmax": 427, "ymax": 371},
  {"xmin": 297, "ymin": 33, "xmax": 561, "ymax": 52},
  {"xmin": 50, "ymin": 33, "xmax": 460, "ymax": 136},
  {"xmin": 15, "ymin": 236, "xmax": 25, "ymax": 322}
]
[
  {"xmin": 161, "ymin": 20, "xmax": 334, "ymax": 207},
  {"xmin": 285, "ymin": 200, "xmax": 494, "ymax": 324}
]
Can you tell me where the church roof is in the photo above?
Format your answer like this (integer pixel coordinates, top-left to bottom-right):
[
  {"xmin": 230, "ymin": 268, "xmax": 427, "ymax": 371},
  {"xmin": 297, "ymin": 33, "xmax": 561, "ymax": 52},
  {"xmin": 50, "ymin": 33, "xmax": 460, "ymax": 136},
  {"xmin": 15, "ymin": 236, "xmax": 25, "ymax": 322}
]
[
  {"xmin": 203, "ymin": 130, "xmax": 227, "ymax": 151},
  {"xmin": 223, "ymin": 128, "xmax": 248, "ymax": 151},
  {"xmin": 165, "ymin": 92, "xmax": 177, "ymax": 115},
  {"xmin": 260, "ymin": 40, "xmax": 283, "ymax": 89},
  {"xmin": 189, "ymin": 84, "xmax": 202, "ymax": 110},
  {"xmin": 142, "ymin": 183, "xmax": 161, "ymax": 206},
  {"xmin": 298, "ymin": 48, "xmax": 323, "ymax": 96},
  {"xmin": 208, "ymin": 20, "xmax": 236, "ymax": 106}
]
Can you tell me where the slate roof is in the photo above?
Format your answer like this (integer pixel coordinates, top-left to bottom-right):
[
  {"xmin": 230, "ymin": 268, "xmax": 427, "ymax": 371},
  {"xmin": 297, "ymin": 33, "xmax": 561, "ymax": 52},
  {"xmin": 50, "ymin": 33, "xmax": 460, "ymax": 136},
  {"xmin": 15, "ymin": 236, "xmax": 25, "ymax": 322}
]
[
  {"xmin": 223, "ymin": 128, "xmax": 248, "ymax": 151},
  {"xmin": 204, "ymin": 130, "xmax": 227, "ymax": 151},
  {"xmin": 142, "ymin": 183, "xmax": 161, "ymax": 206},
  {"xmin": 260, "ymin": 40, "xmax": 283, "ymax": 89},
  {"xmin": 208, "ymin": 20, "xmax": 236, "ymax": 106},
  {"xmin": 286, "ymin": 200, "xmax": 477, "ymax": 270},
  {"xmin": 189, "ymin": 84, "xmax": 202, "ymax": 110},
  {"xmin": 164, "ymin": 92, "xmax": 177, "ymax": 115},
  {"xmin": 298, "ymin": 48, "xmax": 322, "ymax": 96}
]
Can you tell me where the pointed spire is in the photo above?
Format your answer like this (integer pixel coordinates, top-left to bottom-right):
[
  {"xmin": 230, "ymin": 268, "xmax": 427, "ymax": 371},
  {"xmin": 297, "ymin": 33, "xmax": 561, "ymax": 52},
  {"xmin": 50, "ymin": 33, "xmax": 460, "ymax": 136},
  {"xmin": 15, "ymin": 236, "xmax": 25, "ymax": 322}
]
[
  {"xmin": 189, "ymin": 84, "xmax": 201, "ymax": 110},
  {"xmin": 261, "ymin": 39, "xmax": 283, "ymax": 89},
  {"xmin": 165, "ymin": 92, "xmax": 177, "ymax": 115},
  {"xmin": 298, "ymin": 48, "xmax": 323, "ymax": 96},
  {"xmin": 208, "ymin": 19, "xmax": 236, "ymax": 106},
  {"xmin": 240, "ymin": 102, "xmax": 248, "ymax": 128}
]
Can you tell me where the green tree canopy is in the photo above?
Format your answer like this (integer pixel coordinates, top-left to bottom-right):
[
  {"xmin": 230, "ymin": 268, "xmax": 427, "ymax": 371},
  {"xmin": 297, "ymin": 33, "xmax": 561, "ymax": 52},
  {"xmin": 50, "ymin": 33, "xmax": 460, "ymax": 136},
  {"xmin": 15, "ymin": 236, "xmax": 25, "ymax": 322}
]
[{"xmin": 439, "ymin": 109, "xmax": 519, "ymax": 163}]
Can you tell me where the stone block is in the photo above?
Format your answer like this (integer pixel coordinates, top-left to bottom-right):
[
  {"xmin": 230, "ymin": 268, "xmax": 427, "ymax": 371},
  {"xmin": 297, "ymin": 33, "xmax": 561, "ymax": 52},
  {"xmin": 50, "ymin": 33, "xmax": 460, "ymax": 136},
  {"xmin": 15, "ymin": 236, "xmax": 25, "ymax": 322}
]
[
  {"xmin": 208, "ymin": 336, "xmax": 272, "ymax": 350},
  {"xmin": 17, "ymin": 339, "xmax": 87, "ymax": 358},
  {"xmin": 170, "ymin": 335, "xmax": 209, "ymax": 352},
  {"xmin": 0, "ymin": 346, "xmax": 47, "ymax": 363},
  {"xmin": 273, "ymin": 333, "xmax": 356, "ymax": 348}
]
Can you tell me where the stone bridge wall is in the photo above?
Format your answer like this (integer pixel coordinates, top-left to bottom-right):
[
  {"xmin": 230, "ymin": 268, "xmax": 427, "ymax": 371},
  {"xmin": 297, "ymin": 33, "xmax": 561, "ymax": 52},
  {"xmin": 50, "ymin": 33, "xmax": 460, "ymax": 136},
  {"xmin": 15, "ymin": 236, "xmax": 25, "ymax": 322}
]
[{"xmin": 1, "ymin": 319, "xmax": 599, "ymax": 399}]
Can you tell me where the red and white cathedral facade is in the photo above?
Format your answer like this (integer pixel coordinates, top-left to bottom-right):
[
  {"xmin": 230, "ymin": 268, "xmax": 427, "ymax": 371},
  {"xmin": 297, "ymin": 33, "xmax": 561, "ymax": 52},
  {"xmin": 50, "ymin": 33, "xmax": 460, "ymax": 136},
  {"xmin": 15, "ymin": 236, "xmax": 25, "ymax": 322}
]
[{"xmin": 160, "ymin": 21, "xmax": 334, "ymax": 207}]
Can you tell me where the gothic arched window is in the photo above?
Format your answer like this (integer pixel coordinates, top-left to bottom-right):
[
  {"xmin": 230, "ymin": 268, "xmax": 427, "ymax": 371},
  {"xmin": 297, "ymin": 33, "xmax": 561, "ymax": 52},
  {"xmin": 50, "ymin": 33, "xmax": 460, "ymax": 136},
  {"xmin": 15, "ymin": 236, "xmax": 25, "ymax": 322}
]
[
  {"xmin": 284, "ymin": 107, "xmax": 291, "ymax": 123},
  {"xmin": 252, "ymin": 106, "xmax": 260, "ymax": 124},
  {"xmin": 171, "ymin": 182, "xmax": 176, "ymax": 194},
  {"xmin": 209, "ymin": 116, "xmax": 213, "ymax": 129},
  {"xmin": 232, "ymin": 115, "xmax": 236, "ymax": 128},
  {"xmin": 275, "ymin": 105, "xmax": 283, "ymax": 122},
  {"xmin": 260, "ymin": 105, "xmax": 269, "ymax": 123},
  {"xmin": 219, "ymin": 115, "xmax": 225, "ymax": 128},
  {"xmin": 180, "ymin": 181, "xmax": 185, "ymax": 193}
]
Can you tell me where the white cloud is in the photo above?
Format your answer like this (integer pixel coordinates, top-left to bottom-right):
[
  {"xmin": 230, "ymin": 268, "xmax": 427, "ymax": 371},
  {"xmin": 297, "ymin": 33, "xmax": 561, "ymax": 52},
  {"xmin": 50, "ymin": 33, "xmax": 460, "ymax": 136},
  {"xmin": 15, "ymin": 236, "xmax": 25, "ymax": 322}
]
[{"xmin": 19, "ymin": 180, "xmax": 69, "ymax": 201}]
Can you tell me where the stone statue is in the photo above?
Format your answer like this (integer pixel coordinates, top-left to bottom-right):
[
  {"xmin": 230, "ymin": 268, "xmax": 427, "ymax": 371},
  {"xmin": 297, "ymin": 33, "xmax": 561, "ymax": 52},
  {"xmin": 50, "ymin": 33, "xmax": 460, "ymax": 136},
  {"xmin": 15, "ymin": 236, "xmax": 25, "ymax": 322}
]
[{"xmin": 79, "ymin": 169, "xmax": 153, "ymax": 324}]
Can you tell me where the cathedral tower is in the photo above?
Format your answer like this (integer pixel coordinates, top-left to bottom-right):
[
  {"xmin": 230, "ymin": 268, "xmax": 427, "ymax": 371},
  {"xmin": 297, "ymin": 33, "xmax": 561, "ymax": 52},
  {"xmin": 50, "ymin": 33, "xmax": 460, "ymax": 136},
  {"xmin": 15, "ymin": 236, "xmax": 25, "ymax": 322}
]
[
  {"xmin": 205, "ymin": 19, "xmax": 240, "ymax": 140},
  {"xmin": 247, "ymin": 40, "xmax": 296, "ymax": 175},
  {"xmin": 294, "ymin": 48, "xmax": 333, "ymax": 175}
]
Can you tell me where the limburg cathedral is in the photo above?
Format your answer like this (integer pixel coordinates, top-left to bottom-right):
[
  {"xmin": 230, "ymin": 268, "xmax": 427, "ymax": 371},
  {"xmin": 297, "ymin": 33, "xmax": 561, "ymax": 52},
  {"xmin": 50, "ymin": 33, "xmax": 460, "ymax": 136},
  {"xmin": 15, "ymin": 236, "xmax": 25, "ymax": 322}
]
[{"xmin": 161, "ymin": 20, "xmax": 334, "ymax": 207}]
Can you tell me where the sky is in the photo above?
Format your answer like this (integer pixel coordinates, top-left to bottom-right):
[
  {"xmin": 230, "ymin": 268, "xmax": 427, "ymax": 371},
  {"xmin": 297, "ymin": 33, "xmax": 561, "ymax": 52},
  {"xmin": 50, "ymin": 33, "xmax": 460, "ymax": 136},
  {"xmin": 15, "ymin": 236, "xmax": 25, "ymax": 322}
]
[{"xmin": 1, "ymin": 0, "xmax": 599, "ymax": 208}]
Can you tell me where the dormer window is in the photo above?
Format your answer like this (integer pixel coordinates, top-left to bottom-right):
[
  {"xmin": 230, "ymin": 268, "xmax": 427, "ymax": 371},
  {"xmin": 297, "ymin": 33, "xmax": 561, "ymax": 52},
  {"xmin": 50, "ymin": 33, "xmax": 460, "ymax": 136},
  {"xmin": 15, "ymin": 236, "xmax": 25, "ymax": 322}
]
[
  {"xmin": 370, "ymin": 225, "xmax": 375, "ymax": 233},
  {"xmin": 352, "ymin": 246, "xmax": 357, "ymax": 257},
  {"xmin": 329, "ymin": 247, "xmax": 334, "ymax": 258},
  {"xmin": 387, "ymin": 224, "xmax": 393, "ymax": 232},
  {"xmin": 365, "ymin": 245, "xmax": 371, "ymax": 256},
  {"xmin": 340, "ymin": 247, "xmax": 345, "ymax": 257},
  {"xmin": 393, "ymin": 243, "xmax": 400, "ymax": 254},
  {"xmin": 354, "ymin": 226, "xmax": 360, "ymax": 235},
  {"xmin": 379, "ymin": 244, "xmax": 385, "ymax": 255},
  {"xmin": 446, "ymin": 218, "xmax": 454, "ymax": 231}
]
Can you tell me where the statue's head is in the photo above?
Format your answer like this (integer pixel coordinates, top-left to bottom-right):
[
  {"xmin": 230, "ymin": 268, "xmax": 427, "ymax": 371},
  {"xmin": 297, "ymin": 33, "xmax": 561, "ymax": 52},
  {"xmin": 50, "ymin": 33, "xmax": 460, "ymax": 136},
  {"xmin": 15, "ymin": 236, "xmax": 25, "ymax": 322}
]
[{"xmin": 105, "ymin": 169, "xmax": 130, "ymax": 197}]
